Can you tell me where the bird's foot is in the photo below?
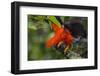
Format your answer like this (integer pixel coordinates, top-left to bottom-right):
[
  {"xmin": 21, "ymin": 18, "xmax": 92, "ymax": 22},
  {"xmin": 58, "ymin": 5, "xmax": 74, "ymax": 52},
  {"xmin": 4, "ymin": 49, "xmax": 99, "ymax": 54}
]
[
  {"xmin": 57, "ymin": 41, "xmax": 63, "ymax": 48},
  {"xmin": 64, "ymin": 46, "xmax": 69, "ymax": 55}
]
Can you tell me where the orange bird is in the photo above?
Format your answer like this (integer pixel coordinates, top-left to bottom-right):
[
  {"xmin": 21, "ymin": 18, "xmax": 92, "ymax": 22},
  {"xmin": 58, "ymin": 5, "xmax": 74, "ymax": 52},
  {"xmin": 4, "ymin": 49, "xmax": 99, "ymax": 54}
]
[{"xmin": 46, "ymin": 23, "xmax": 74, "ymax": 54}]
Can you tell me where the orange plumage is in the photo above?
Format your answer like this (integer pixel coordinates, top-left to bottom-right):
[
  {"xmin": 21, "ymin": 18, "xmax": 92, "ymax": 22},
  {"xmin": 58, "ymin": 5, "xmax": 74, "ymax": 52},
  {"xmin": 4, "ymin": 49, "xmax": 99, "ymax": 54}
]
[{"xmin": 46, "ymin": 23, "xmax": 73, "ymax": 48}]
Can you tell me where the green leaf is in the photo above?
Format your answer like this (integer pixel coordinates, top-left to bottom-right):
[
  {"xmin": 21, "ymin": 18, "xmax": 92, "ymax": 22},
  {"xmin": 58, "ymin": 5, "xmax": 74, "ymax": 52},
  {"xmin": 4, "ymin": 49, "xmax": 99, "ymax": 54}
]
[
  {"xmin": 28, "ymin": 25, "xmax": 37, "ymax": 30},
  {"xmin": 28, "ymin": 22, "xmax": 37, "ymax": 30},
  {"xmin": 48, "ymin": 16, "xmax": 61, "ymax": 28}
]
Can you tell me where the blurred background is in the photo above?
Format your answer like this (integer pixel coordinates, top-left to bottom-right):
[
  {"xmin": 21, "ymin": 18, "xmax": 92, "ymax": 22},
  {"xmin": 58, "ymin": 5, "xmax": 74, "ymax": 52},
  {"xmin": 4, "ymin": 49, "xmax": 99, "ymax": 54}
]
[{"xmin": 28, "ymin": 15, "xmax": 88, "ymax": 61}]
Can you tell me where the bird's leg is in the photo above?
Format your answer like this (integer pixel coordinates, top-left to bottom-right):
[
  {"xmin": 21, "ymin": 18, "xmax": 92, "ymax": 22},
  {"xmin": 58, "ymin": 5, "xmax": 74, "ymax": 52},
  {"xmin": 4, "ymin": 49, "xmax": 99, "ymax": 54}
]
[
  {"xmin": 57, "ymin": 41, "xmax": 63, "ymax": 48},
  {"xmin": 64, "ymin": 45, "xmax": 70, "ymax": 55}
]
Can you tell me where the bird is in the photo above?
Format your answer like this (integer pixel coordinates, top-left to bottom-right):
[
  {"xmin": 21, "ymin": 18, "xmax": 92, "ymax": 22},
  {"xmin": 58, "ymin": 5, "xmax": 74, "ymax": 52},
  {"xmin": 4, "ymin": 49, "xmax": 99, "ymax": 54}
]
[{"xmin": 46, "ymin": 16, "xmax": 74, "ymax": 54}]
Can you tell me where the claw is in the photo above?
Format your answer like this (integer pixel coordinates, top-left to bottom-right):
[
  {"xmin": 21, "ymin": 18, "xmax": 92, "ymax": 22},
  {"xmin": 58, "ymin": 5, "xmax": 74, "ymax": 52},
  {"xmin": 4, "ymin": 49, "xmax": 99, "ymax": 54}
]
[
  {"xmin": 64, "ymin": 45, "xmax": 69, "ymax": 54},
  {"xmin": 57, "ymin": 41, "xmax": 63, "ymax": 48},
  {"xmin": 64, "ymin": 44, "xmax": 73, "ymax": 54}
]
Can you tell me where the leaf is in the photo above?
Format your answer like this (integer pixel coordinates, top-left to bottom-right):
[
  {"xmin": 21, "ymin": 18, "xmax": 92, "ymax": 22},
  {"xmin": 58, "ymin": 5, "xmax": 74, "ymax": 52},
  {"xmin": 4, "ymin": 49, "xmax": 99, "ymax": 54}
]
[
  {"xmin": 28, "ymin": 25, "xmax": 37, "ymax": 30},
  {"xmin": 28, "ymin": 21, "xmax": 37, "ymax": 30},
  {"xmin": 48, "ymin": 16, "xmax": 61, "ymax": 28}
]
